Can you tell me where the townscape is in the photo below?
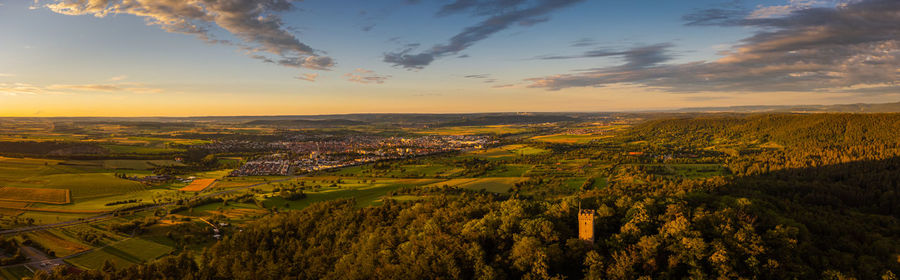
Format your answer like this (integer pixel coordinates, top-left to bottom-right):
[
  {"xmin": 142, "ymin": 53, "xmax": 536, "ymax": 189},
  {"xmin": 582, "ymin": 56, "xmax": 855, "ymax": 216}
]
[{"xmin": 228, "ymin": 135, "xmax": 495, "ymax": 176}]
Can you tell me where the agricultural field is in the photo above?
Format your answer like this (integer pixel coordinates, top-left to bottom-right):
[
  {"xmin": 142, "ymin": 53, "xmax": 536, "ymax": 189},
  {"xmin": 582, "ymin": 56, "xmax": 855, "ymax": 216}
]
[
  {"xmin": 180, "ymin": 179, "xmax": 217, "ymax": 192},
  {"xmin": 425, "ymin": 177, "xmax": 524, "ymax": 193},
  {"xmin": 99, "ymin": 160, "xmax": 184, "ymax": 170},
  {"xmin": 0, "ymin": 187, "xmax": 70, "ymax": 204},
  {"xmin": 412, "ymin": 125, "xmax": 530, "ymax": 135},
  {"xmin": 66, "ymin": 238, "xmax": 175, "ymax": 269},
  {"xmin": 0, "ymin": 266, "xmax": 31, "ymax": 280},
  {"xmin": 531, "ymin": 133, "xmax": 610, "ymax": 144}
]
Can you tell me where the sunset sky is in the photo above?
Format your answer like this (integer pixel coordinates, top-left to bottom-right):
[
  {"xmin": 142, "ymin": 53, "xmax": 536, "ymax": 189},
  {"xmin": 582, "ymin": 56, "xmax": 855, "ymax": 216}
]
[{"xmin": 1, "ymin": 0, "xmax": 898, "ymax": 116}]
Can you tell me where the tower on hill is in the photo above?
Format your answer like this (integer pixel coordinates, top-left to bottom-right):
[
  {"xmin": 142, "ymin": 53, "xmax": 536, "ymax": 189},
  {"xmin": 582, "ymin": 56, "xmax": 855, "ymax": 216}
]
[{"xmin": 578, "ymin": 209, "xmax": 596, "ymax": 243}]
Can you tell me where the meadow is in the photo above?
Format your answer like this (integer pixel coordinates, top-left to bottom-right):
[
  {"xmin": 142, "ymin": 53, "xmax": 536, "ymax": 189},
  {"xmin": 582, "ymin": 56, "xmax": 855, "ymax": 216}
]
[
  {"xmin": 0, "ymin": 187, "xmax": 69, "ymax": 204},
  {"xmin": 66, "ymin": 238, "xmax": 175, "ymax": 269}
]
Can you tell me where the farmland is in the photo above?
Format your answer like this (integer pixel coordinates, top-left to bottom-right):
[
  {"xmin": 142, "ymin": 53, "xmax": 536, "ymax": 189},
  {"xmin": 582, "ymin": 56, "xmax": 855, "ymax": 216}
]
[
  {"xmin": 179, "ymin": 179, "xmax": 217, "ymax": 192},
  {"xmin": 0, "ymin": 187, "xmax": 69, "ymax": 204}
]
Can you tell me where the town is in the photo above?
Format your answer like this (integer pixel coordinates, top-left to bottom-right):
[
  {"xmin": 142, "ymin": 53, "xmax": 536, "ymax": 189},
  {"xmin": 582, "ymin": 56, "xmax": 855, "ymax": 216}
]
[{"xmin": 228, "ymin": 135, "xmax": 496, "ymax": 176}]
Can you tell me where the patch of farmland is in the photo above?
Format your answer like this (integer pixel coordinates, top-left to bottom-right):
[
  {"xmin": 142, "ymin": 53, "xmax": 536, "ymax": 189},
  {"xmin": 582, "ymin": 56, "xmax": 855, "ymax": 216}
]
[
  {"xmin": 179, "ymin": 178, "xmax": 217, "ymax": 192},
  {"xmin": 531, "ymin": 134, "xmax": 610, "ymax": 144},
  {"xmin": 0, "ymin": 201, "xmax": 28, "ymax": 216},
  {"xmin": 0, "ymin": 187, "xmax": 69, "ymax": 204},
  {"xmin": 25, "ymin": 230, "xmax": 92, "ymax": 257},
  {"xmin": 8, "ymin": 173, "xmax": 145, "ymax": 201},
  {"xmin": 423, "ymin": 178, "xmax": 478, "ymax": 188},
  {"xmin": 0, "ymin": 266, "xmax": 32, "ymax": 280},
  {"xmin": 101, "ymin": 159, "xmax": 185, "ymax": 170},
  {"xmin": 425, "ymin": 177, "xmax": 524, "ymax": 193},
  {"xmin": 456, "ymin": 177, "xmax": 524, "ymax": 193},
  {"xmin": 66, "ymin": 238, "xmax": 174, "ymax": 269}
]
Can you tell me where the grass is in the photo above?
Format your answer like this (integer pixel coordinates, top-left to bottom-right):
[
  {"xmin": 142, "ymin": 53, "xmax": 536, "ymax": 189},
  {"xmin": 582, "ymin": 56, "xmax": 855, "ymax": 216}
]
[
  {"xmin": 484, "ymin": 164, "xmax": 531, "ymax": 177},
  {"xmin": 0, "ymin": 187, "xmax": 70, "ymax": 204},
  {"xmin": 5, "ymin": 173, "xmax": 146, "ymax": 201},
  {"xmin": 456, "ymin": 177, "xmax": 524, "ymax": 193},
  {"xmin": 263, "ymin": 178, "xmax": 440, "ymax": 210},
  {"xmin": 66, "ymin": 238, "xmax": 174, "ymax": 270},
  {"xmin": 0, "ymin": 266, "xmax": 32, "ymax": 280},
  {"xmin": 503, "ymin": 144, "xmax": 549, "ymax": 155},
  {"xmin": 101, "ymin": 159, "xmax": 184, "ymax": 170},
  {"xmin": 531, "ymin": 134, "xmax": 610, "ymax": 144},
  {"xmin": 412, "ymin": 125, "xmax": 529, "ymax": 135},
  {"xmin": 25, "ymin": 230, "xmax": 92, "ymax": 257},
  {"xmin": 18, "ymin": 212, "xmax": 95, "ymax": 225},
  {"xmin": 426, "ymin": 177, "xmax": 524, "ymax": 193},
  {"xmin": 99, "ymin": 144, "xmax": 183, "ymax": 155}
]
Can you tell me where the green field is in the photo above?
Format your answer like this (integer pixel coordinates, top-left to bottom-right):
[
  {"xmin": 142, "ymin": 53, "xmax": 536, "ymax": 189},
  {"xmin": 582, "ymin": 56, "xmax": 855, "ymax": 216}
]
[
  {"xmin": 5, "ymin": 173, "xmax": 146, "ymax": 201},
  {"xmin": 531, "ymin": 134, "xmax": 610, "ymax": 144},
  {"xmin": 262, "ymin": 178, "xmax": 441, "ymax": 210},
  {"xmin": 0, "ymin": 187, "xmax": 69, "ymax": 204},
  {"xmin": 0, "ymin": 266, "xmax": 32, "ymax": 280},
  {"xmin": 66, "ymin": 238, "xmax": 175, "ymax": 269},
  {"xmin": 426, "ymin": 177, "xmax": 523, "ymax": 193},
  {"xmin": 99, "ymin": 144, "xmax": 183, "ymax": 155},
  {"xmin": 100, "ymin": 159, "xmax": 184, "ymax": 170},
  {"xmin": 456, "ymin": 177, "xmax": 524, "ymax": 193},
  {"xmin": 412, "ymin": 125, "xmax": 529, "ymax": 135}
]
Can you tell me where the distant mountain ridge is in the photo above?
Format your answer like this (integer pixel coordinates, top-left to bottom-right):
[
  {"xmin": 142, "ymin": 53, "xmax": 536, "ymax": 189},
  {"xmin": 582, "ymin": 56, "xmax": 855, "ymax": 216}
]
[{"xmin": 672, "ymin": 101, "xmax": 900, "ymax": 113}]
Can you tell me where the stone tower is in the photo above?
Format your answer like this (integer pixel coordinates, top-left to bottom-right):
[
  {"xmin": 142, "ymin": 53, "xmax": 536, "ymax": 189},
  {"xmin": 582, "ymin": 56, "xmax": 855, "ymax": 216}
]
[{"xmin": 578, "ymin": 209, "xmax": 596, "ymax": 243}]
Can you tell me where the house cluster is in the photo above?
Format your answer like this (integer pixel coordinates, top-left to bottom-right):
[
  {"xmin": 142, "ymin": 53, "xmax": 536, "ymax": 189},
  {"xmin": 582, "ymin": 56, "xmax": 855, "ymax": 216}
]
[{"xmin": 229, "ymin": 159, "xmax": 293, "ymax": 176}]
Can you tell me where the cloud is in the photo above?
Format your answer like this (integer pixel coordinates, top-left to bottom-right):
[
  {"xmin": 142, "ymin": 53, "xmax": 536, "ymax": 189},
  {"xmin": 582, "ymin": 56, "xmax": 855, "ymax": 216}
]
[
  {"xmin": 0, "ymin": 73, "xmax": 14, "ymax": 78},
  {"xmin": 384, "ymin": 0, "xmax": 585, "ymax": 69},
  {"xmin": 1, "ymin": 81, "xmax": 162, "ymax": 95},
  {"xmin": 527, "ymin": 0, "xmax": 900, "ymax": 95},
  {"xmin": 463, "ymin": 74, "xmax": 491, "ymax": 79},
  {"xmin": 345, "ymin": 68, "xmax": 390, "ymax": 84},
  {"xmin": 40, "ymin": 0, "xmax": 333, "ymax": 70},
  {"xmin": 109, "ymin": 75, "xmax": 128, "ymax": 81},
  {"xmin": 296, "ymin": 73, "xmax": 318, "ymax": 82},
  {"xmin": 383, "ymin": 50, "xmax": 434, "ymax": 69},
  {"xmin": 537, "ymin": 43, "xmax": 675, "ymax": 70},
  {"xmin": 463, "ymin": 73, "xmax": 498, "ymax": 83},
  {"xmin": 682, "ymin": 7, "xmax": 748, "ymax": 26},
  {"xmin": 570, "ymin": 38, "xmax": 596, "ymax": 47},
  {"xmin": 0, "ymin": 83, "xmax": 45, "ymax": 96},
  {"xmin": 748, "ymin": 0, "xmax": 824, "ymax": 19},
  {"xmin": 48, "ymin": 84, "xmax": 123, "ymax": 92}
]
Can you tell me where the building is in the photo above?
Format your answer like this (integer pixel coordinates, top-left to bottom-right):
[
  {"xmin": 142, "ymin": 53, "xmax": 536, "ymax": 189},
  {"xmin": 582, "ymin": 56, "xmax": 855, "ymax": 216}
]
[{"xmin": 578, "ymin": 209, "xmax": 596, "ymax": 243}]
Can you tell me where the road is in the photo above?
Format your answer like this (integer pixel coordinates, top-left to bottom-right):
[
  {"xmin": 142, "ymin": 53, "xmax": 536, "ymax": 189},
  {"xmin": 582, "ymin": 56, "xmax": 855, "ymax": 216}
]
[
  {"xmin": 15, "ymin": 246, "xmax": 66, "ymax": 274},
  {"xmin": 0, "ymin": 176, "xmax": 296, "ymax": 236}
]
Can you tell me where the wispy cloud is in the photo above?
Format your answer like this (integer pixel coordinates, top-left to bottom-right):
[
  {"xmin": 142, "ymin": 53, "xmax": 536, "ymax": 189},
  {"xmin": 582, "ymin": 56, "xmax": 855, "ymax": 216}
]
[
  {"xmin": 383, "ymin": 0, "xmax": 585, "ymax": 69},
  {"xmin": 1, "ymin": 81, "xmax": 162, "ymax": 95},
  {"xmin": 537, "ymin": 43, "xmax": 675, "ymax": 70},
  {"xmin": 47, "ymin": 84, "xmax": 123, "ymax": 92},
  {"xmin": 0, "ymin": 83, "xmax": 46, "ymax": 96},
  {"xmin": 40, "ymin": 0, "xmax": 334, "ymax": 70},
  {"xmin": 109, "ymin": 75, "xmax": 128, "ymax": 81},
  {"xmin": 345, "ymin": 68, "xmax": 390, "ymax": 84},
  {"xmin": 527, "ymin": 0, "xmax": 900, "ymax": 95},
  {"xmin": 0, "ymin": 73, "xmax": 14, "ymax": 78},
  {"xmin": 296, "ymin": 73, "xmax": 319, "ymax": 82}
]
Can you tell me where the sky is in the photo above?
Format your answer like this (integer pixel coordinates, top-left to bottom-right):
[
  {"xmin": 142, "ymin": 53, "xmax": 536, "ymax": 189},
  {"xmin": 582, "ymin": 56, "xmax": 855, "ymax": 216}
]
[{"xmin": 0, "ymin": 0, "xmax": 898, "ymax": 117}]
